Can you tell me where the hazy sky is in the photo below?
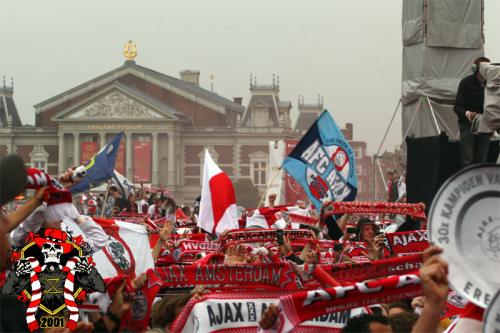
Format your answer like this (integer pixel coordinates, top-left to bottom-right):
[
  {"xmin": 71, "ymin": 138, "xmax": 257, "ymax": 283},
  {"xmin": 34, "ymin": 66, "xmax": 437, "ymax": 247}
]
[{"xmin": 1, "ymin": 0, "xmax": 499, "ymax": 154}]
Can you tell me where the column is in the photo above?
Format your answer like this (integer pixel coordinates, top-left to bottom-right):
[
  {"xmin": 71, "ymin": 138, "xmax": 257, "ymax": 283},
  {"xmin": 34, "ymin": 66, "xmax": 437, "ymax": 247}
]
[
  {"xmin": 126, "ymin": 132, "xmax": 133, "ymax": 180},
  {"xmin": 167, "ymin": 132, "xmax": 175, "ymax": 186},
  {"xmin": 234, "ymin": 142, "xmax": 241, "ymax": 179},
  {"xmin": 73, "ymin": 133, "xmax": 80, "ymax": 166},
  {"xmin": 58, "ymin": 133, "xmax": 65, "ymax": 174},
  {"xmin": 152, "ymin": 132, "xmax": 158, "ymax": 185},
  {"xmin": 99, "ymin": 132, "xmax": 106, "ymax": 148}
]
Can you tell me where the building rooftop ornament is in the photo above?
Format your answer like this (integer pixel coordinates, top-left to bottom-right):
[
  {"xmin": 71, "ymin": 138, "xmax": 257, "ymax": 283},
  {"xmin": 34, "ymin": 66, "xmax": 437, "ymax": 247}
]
[{"xmin": 124, "ymin": 40, "xmax": 137, "ymax": 61}]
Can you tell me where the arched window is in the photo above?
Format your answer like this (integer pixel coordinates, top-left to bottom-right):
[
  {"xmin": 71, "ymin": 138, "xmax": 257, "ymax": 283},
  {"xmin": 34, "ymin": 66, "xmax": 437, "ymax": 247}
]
[{"xmin": 29, "ymin": 145, "xmax": 49, "ymax": 172}]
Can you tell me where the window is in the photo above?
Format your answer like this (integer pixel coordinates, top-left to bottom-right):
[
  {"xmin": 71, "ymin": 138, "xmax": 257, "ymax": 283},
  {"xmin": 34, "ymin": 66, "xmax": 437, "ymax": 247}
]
[
  {"xmin": 29, "ymin": 145, "xmax": 49, "ymax": 173},
  {"xmin": 358, "ymin": 180, "xmax": 363, "ymax": 193},
  {"xmin": 249, "ymin": 151, "xmax": 268, "ymax": 186},
  {"xmin": 356, "ymin": 164, "xmax": 362, "ymax": 176},
  {"xmin": 253, "ymin": 161, "xmax": 267, "ymax": 185},
  {"xmin": 32, "ymin": 160, "xmax": 46, "ymax": 171},
  {"xmin": 354, "ymin": 147, "xmax": 362, "ymax": 159}
]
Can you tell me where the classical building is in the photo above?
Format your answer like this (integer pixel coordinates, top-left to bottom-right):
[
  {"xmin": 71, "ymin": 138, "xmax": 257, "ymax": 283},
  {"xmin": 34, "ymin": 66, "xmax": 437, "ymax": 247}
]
[{"xmin": 1, "ymin": 48, "xmax": 376, "ymax": 203}]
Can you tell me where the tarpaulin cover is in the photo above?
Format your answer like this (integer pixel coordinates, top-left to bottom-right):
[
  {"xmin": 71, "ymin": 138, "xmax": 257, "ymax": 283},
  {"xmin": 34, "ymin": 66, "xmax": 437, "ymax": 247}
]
[
  {"xmin": 402, "ymin": 43, "xmax": 483, "ymax": 104},
  {"xmin": 427, "ymin": 0, "xmax": 483, "ymax": 49},
  {"xmin": 402, "ymin": 0, "xmax": 424, "ymax": 46},
  {"xmin": 401, "ymin": 0, "xmax": 484, "ymax": 139},
  {"xmin": 402, "ymin": 97, "xmax": 460, "ymax": 139}
]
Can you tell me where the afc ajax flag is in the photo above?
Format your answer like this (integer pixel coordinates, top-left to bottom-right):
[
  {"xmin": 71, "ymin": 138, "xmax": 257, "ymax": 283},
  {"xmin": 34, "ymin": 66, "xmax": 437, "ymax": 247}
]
[
  {"xmin": 283, "ymin": 111, "xmax": 357, "ymax": 210},
  {"xmin": 87, "ymin": 218, "xmax": 154, "ymax": 279},
  {"xmin": 198, "ymin": 149, "xmax": 238, "ymax": 235}
]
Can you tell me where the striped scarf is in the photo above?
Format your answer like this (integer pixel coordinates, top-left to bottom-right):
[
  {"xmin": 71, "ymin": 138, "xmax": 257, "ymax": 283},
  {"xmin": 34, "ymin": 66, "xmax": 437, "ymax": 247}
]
[
  {"xmin": 25, "ymin": 257, "xmax": 42, "ymax": 332},
  {"xmin": 62, "ymin": 257, "xmax": 80, "ymax": 330}
]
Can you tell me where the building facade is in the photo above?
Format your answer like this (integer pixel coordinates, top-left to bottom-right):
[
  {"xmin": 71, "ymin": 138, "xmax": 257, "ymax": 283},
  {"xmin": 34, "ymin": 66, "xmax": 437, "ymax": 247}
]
[{"xmin": 1, "ymin": 54, "xmax": 376, "ymax": 203}]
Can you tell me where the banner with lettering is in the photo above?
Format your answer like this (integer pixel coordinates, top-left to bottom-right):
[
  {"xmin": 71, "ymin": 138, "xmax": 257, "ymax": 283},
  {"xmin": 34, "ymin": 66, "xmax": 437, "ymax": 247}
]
[
  {"xmin": 156, "ymin": 263, "xmax": 299, "ymax": 290},
  {"xmin": 383, "ymin": 230, "xmax": 429, "ymax": 255},
  {"xmin": 321, "ymin": 253, "xmax": 422, "ymax": 283},
  {"xmin": 273, "ymin": 273, "xmax": 422, "ymax": 333},
  {"xmin": 170, "ymin": 291, "xmax": 366, "ymax": 333},
  {"xmin": 283, "ymin": 111, "xmax": 357, "ymax": 211},
  {"xmin": 133, "ymin": 141, "xmax": 151, "ymax": 183},
  {"xmin": 81, "ymin": 141, "xmax": 99, "ymax": 165},
  {"xmin": 220, "ymin": 229, "xmax": 315, "ymax": 249}
]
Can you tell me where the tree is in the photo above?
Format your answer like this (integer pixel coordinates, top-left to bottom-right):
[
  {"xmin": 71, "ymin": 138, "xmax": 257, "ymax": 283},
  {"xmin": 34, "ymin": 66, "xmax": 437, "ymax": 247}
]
[{"xmin": 233, "ymin": 178, "xmax": 261, "ymax": 209}]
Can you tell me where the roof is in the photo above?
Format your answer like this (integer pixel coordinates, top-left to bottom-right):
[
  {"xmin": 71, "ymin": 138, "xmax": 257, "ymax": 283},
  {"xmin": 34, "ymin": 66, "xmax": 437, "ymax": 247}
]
[
  {"xmin": 295, "ymin": 112, "xmax": 319, "ymax": 132},
  {"xmin": 52, "ymin": 81, "xmax": 191, "ymax": 122},
  {"xmin": 35, "ymin": 61, "xmax": 245, "ymax": 114},
  {"xmin": 131, "ymin": 63, "xmax": 244, "ymax": 112},
  {"xmin": 242, "ymin": 95, "xmax": 280, "ymax": 126},
  {"xmin": 0, "ymin": 87, "xmax": 22, "ymax": 127}
]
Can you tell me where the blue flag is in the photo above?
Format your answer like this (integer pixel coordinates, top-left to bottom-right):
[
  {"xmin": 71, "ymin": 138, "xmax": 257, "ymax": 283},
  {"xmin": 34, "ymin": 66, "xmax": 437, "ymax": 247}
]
[
  {"xmin": 70, "ymin": 132, "xmax": 124, "ymax": 194},
  {"xmin": 283, "ymin": 110, "xmax": 357, "ymax": 210}
]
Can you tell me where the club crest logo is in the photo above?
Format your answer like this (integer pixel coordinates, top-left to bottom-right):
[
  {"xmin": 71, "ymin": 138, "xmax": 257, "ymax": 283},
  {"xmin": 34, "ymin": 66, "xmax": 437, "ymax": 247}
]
[
  {"xmin": 101, "ymin": 225, "xmax": 136, "ymax": 275},
  {"xmin": 2, "ymin": 228, "xmax": 105, "ymax": 331},
  {"xmin": 478, "ymin": 216, "xmax": 500, "ymax": 262},
  {"xmin": 304, "ymin": 143, "xmax": 354, "ymax": 203}
]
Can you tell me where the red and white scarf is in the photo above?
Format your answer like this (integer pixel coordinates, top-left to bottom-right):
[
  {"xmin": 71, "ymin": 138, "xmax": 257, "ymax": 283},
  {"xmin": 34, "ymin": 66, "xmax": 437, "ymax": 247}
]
[
  {"xmin": 25, "ymin": 257, "xmax": 42, "ymax": 332},
  {"xmin": 322, "ymin": 253, "xmax": 422, "ymax": 283},
  {"xmin": 170, "ymin": 291, "xmax": 367, "ymax": 333},
  {"xmin": 246, "ymin": 205, "xmax": 317, "ymax": 229},
  {"xmin": 269, "ymin": 273, "xmax": 422, "ymax": 332},
  {"xmin": 321, "ymin": 201, "xmax": 427, "ymax": 224},
  {"xmin": 220, "ymin": 229, "xmax": 314, "ymax": 249},
  {"xmin": 383, "ymin": 230, "xmax": 429, "ymax": 255},
  {"xmin": 156, "ymin": 263, "xmax": 299, "ymax": 290},
  {"xmin": 62, "ymin": 257, "xmax": 81, "ymax": 330}
]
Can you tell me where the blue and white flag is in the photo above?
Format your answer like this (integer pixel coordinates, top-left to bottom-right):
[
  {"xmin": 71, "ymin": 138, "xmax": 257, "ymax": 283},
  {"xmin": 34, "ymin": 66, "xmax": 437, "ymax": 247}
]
[
  {"xmin": 70, "ymin": 132, "xmax": 124, "ymax": 194},
  {"xmin": 283, "ymin": 110, "xmax": 357, "ymax": 210},
  {"xmin": 112, "ymin": 170, "xmax": 135, "ymax": 198}
]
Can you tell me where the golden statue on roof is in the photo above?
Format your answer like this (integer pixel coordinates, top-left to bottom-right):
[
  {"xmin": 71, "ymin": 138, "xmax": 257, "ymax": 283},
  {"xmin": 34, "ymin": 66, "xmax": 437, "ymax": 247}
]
[{"xmin": 124, "ymin": 40, "xmax": 137, "ymax": 60}]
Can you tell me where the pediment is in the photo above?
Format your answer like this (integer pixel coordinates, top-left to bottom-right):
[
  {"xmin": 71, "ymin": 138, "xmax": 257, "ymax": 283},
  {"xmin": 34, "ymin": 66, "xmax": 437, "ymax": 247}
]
[
  {"xmin": 251, "ymin": 100, "xmax": 272, "ymax": 109},
  {"xmin": 54, "ymin": 85, "xmax": 179, "ymax": 122}
]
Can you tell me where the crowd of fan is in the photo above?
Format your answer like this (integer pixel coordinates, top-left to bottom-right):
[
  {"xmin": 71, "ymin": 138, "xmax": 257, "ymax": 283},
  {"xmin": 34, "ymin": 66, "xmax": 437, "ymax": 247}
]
[{"xmin": 0, "ymin": 163, "xmax": 454, "ymax": 333}]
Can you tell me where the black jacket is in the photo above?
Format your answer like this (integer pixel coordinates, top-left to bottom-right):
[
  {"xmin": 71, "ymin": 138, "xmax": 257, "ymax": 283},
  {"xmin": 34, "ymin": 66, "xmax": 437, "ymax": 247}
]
[{"xmin": 454, "ymin": 74, "xmax": 486, "ymax": 124}]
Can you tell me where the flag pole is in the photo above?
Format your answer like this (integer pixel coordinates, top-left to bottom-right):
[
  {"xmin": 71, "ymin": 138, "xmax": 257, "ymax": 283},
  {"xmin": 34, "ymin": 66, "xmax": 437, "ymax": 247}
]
[
  {"xmin": 100, "ymin": 180, "xmax": 112, "ymax": 217},
  {"xmin": 257, "ymin": 166, "xmax": 282, "ymax": 208}
]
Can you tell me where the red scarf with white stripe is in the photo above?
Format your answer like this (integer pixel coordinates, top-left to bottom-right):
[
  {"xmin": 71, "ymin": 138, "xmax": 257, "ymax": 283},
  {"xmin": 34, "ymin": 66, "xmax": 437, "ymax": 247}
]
[
  {"xmin": 383, "ymin": 230, "xmax": 429, "ymax": 255},
  {"xmin": 270, "ymin": 273, "xmax": 422, "ymax": 332},
  {"xmin": 156, "ymin": 263, "xmax": 299, "ymax": 290}
]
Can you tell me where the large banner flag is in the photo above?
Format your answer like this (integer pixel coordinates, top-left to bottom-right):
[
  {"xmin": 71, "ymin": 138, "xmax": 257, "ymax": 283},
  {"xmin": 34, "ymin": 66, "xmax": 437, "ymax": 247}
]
[
  {"xmin": 198, "ymin": 149, "xmax": 238, "ymax": 235},
  {"xmin": 70, "ymin": 132, "xmax": 124, "ymax": 194},
  {"xmin": 86, "ymin": 218, "xmax": 154, "ymax": 278},
  {"xmin": 283, "ymin": 111, "xmax": 357, "ymax": 210}
]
